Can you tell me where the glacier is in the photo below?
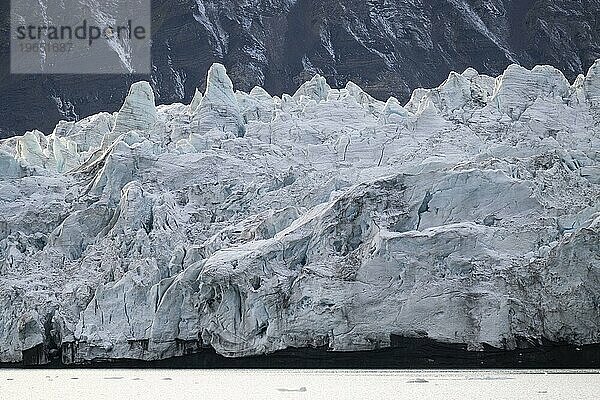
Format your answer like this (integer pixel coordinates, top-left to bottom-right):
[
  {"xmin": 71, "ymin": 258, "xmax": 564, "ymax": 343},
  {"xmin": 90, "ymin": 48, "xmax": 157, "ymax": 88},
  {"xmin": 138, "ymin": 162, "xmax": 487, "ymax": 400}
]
[{"xmin": 0, "ymin": 61, "xmax": 599, "ymax": 365}]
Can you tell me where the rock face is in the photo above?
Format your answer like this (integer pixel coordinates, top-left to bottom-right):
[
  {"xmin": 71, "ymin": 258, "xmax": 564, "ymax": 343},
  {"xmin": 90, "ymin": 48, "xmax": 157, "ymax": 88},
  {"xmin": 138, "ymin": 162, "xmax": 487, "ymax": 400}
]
[
  {"xmin": 1, "ymin": 61, "xmax": 599, "ymax": 365},
  {"xmin": 2, "ymin": 0, "xmax": 600, "ymax": 138}
]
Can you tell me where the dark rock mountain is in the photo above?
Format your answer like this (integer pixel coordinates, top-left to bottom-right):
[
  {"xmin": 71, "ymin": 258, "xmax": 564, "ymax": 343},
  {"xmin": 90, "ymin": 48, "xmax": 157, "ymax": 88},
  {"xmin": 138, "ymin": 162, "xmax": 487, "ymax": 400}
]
[{"xmin": 1, "ymin": 0, "xmax": 599, "ymax": 138}]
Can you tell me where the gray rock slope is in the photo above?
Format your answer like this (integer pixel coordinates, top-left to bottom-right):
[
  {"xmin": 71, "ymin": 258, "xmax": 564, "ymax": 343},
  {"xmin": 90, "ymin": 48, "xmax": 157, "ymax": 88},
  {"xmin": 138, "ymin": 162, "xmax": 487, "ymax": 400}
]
[
  {"xmin": 2, "ymin": 0, "xmax": 600, "ymax": 138},
  {"xmin": 0, "ymin": 60, "xmax": 599, "ymax": 364}
]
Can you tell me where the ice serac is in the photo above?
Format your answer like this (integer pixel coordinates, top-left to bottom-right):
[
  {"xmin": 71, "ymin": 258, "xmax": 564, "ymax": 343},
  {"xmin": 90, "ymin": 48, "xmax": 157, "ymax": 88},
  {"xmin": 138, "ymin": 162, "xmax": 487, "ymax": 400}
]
[
  {"xmin": 15, "ymin": 130, "xmax": 52, "ymax": 169},
  {"xmin": 405, "ymin": 72, "xmax": 476, "ymax": 117},
  {"xmin": 1, "ymin": 61, "xmax": 599, "ymax": 365},
  {"xmin": 193, "ymin": 63, "xmax": 245, "ymax": 138},
  {"xmin": 189, "ymin": 88, "xmax": 203, "ymax": 113},
  {"xmin": 380, "ymin": 97, "xmax": 409, "ymax": 125},
  {"xmin": 236, "ymin": 86, "xmax": 275, "ymax": 123},
  {"xmin": 103, "ymin": 81, "xmax": 157, "ymax": 147},
  {"xmin": 293, "ymin": 74, "xmax": 330, "ymax": 103},
  {"xmin": 491, "ymin": 64, "xmax": 570, "ymax": 119},
  {"xmin": 0, "ymin": 150, "xmax": 23, "ymax": 178},
  {"xmin": 584, "ymin": 59, "xmax": 600, "ymax": 110}
]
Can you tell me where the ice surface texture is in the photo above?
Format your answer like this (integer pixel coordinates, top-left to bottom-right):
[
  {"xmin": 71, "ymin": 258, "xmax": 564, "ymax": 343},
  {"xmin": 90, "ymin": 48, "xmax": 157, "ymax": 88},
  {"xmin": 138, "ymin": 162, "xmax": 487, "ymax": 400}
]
[{"xmin": 0, "ymin": 61, "xmax": 599, "ymax": 364}]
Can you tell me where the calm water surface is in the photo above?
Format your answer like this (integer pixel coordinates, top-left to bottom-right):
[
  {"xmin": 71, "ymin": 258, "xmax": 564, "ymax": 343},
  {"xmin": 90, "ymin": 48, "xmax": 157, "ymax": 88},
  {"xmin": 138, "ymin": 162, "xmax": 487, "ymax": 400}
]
[{"xmin": 0, "ymin": 369, "xmax": 598, "ymax": 399}]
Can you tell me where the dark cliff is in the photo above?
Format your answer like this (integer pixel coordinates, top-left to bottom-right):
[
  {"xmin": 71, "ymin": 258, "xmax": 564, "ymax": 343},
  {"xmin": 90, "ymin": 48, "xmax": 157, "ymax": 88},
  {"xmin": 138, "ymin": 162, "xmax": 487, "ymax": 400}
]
[{"xmin": 1, "ymin": 0, "xmax": 599, "ymax": 138}]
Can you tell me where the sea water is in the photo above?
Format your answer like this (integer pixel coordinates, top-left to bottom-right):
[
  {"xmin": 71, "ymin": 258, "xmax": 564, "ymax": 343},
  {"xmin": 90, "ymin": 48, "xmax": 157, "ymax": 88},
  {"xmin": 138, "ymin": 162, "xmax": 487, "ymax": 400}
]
[{"xmin": 0, "ymin": 369, "xmax": 599, "ymax": 399}]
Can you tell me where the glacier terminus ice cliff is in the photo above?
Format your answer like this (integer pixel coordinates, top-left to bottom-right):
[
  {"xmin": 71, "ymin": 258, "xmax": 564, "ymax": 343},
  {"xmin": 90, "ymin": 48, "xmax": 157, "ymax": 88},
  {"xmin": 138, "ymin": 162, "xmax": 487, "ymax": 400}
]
[{"xmin": 0, "ymin": 61, "xmax": 599, "ymax": 365}]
